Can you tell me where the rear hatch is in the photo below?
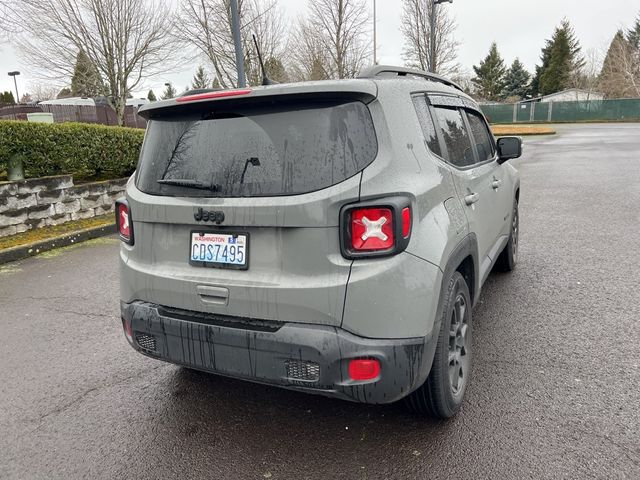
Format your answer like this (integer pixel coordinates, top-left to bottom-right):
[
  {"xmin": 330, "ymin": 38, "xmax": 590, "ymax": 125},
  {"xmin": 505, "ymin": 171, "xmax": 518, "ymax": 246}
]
[{"xmin": 121, "ymin": 86, "xmax": 378, "ymax": 327}]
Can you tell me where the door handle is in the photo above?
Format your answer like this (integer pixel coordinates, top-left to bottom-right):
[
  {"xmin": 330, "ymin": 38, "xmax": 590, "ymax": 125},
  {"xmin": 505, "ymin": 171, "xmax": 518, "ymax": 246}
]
[
  {"xmin": 464, "ymin": 193, "xmax": 480, "ymax": 205},
  {"xmin": 492, "ymin": 179, "xmax": 502, "ymax": 189}
]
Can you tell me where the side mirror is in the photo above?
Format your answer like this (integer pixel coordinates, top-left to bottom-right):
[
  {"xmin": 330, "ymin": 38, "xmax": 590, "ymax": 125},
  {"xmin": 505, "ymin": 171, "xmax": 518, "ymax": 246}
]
[{"xmin": 497, "ymin": 136, "xmax": 522, "ymax": 164}]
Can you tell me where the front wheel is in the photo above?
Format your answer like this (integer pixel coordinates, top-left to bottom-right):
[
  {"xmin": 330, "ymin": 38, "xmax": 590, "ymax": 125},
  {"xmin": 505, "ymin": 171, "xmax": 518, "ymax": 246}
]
[
  {"xmin": 405, "ymin": 271, "xmax": 472, "ymax": 418},
  {"xmin": 495, "ymin": 199, "xmax": 519, "ymax": 272}
]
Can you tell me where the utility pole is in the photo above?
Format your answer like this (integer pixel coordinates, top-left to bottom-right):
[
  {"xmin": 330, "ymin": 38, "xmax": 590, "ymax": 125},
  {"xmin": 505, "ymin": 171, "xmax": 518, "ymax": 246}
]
[
  {"xmin": 373, "ymin": 0, "xmax": 377, "ymax": 65},
  {"xmin": 429, "ymin": 0, "xmax": 453, "ymax": 73},
  {"xmin": 229, "ymin": 0, "xmax": 246, "ymax": 88}
]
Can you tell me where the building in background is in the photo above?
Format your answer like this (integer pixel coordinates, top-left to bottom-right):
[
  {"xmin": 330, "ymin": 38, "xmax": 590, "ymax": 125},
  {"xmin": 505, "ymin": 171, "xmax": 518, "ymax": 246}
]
[{"xmin": 521, "ymin": 88, "xmax": 605, "ymax": 104}]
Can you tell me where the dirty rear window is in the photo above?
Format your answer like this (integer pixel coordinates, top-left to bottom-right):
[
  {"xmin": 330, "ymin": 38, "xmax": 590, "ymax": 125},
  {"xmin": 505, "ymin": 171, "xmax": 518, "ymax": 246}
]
[{"xmin": 135, "ymin": 100, "xmax": 377, "ymax": 197}]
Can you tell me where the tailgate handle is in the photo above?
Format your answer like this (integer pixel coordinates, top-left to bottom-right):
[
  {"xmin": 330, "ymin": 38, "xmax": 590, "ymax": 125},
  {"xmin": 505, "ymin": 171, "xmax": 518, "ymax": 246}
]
[{"xmin": 197, "ymin": 285, "xmax": 229, "ymax": 306}]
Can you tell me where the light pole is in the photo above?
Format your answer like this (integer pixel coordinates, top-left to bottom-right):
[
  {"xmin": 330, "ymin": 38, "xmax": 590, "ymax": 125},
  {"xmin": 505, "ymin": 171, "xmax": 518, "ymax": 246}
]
[
  {"xmin": 429, "ymin": 0, "xmax": 453, "ymax": 73},
  {"xmin": 8, "ymin": 71, "xmax": 20, "ymax": 104},
  {"xmin": 373, "ymin": 0, "xmax": 377, "ymax": 65},
  {"xmin": 229, "ymin": 0, "xmax": 246, "ymax": 88}
]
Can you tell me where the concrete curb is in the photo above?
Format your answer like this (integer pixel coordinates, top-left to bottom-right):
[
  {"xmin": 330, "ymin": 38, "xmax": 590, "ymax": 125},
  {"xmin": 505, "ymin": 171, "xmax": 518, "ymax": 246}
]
[
  {"xmin": 0, "ymin": 223, "xmax": 116, "ymax": 264},
  {"xmin": 512, "ymin": 131, "xmax": 556, "ymax": 136}
]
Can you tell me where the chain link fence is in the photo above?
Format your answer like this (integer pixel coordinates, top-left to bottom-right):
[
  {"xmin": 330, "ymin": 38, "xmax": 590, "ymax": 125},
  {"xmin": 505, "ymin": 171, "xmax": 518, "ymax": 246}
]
[{"xmin": 481, "ymin": 98, "xmax": 640, "ymax": 124}]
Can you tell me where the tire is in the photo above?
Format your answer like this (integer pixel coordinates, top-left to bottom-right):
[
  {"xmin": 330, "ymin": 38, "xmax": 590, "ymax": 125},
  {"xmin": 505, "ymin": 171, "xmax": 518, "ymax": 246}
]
[
  {"xmin": 495, "ymin": 199, "xmax": 519, "ymax": 272},
  {"xmin": 406, "ymin": 271, "xmax": 472, "ymax": 418}
]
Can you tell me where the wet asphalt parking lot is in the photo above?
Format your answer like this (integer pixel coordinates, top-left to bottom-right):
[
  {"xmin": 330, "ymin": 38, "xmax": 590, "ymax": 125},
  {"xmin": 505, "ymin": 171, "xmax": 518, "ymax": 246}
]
[{"xmin": 1, "ymin": 123, "xmax": 639, "ymax": 479}]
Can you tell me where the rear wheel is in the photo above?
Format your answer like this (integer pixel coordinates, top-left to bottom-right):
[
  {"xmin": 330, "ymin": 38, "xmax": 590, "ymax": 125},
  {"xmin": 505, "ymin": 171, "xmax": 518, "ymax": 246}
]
[
  {"xmin": 495, "ymin": 199, "xmax": 519, "ymax": 272},
  {"xmin": 406, "ymin": 271, "xmax": 472, "ymax": 418}
]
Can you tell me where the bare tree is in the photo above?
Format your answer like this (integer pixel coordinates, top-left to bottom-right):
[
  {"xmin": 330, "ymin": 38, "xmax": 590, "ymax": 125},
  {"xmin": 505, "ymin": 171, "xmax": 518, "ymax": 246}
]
[
  {"xmin": 28, "ymin": 83, "xmax": 62, "ymax": 102},
  {"xmin": 16, "ymin": 0, "xmax": 180, "ymax": 125},
  {"xmin": 599, "ymin": 31, "xmax": 640, "ymax": 98},
  {"xmin": 450, "ymin": 68, "xmax": 473, "ymax": 95},
  {"xmin": 301, "ymin": 0, "xmax": 371, "ymax": 79},
  {"xmin": 401, "ymin": 0, "xmax": 459, "ymax": 76},
  {"xmin": 177, "ymin": 0, "xmax": 287, "ymax": 88},
  {"xmin": 0, "ymin": 0, "xmax": 20, "ymax": 40},
  {"xmin": 568, "ymin": 48, "xmax": 602, "ymax": 99},
  {"xmin": 288, "ymin": 17, "xmax": 331, "ymax": 81}
]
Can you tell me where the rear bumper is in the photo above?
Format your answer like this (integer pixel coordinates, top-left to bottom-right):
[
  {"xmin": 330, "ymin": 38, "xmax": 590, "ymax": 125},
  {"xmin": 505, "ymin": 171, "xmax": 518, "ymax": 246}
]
[{"xmin": 121, "ymin": 301, "xmax": 437, "ymax": 404}]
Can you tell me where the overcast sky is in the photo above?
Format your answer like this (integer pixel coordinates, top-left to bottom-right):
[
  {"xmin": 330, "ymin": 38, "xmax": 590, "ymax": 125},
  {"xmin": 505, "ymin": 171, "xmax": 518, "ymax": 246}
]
[{"xmin": 1, "ymin": 0, "xmax": 639, "ymax": 98}]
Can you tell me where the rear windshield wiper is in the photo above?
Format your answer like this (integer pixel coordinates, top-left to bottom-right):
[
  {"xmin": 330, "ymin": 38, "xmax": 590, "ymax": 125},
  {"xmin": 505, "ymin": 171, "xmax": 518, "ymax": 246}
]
[{"xmin": 157, "ymin": 178, "xmax": 220, "ymax": 192}]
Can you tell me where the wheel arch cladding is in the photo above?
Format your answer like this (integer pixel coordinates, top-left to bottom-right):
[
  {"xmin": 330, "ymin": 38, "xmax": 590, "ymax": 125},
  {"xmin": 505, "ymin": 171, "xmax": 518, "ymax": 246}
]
[
  {"xmin": 442, "ymin": 234, "xmax": 479, "ymax": 307},
  {"xmin": 456, "ymin": 255, "xmax": 476, "ymax": 306}
]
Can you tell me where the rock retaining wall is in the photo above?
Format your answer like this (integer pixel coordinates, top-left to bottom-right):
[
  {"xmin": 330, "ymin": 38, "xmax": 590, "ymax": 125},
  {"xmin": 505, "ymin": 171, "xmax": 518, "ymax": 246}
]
[{"xmin": 0, "ymin": 175, "xmax": 128, "ymax": 237}]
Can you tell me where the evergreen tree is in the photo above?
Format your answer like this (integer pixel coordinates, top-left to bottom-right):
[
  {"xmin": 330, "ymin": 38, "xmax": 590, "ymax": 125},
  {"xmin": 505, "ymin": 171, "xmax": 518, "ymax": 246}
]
[
  {"xmin": 56, "ymin": 87, "xmax": 72, "ymax": 99},
  {"xmin": 471, "ymin": 42, "xmax": 507, "ymax": 101},
  {"xmin": 0, "ymin": 91, "xmax": 16, "ymax": 104},
  {"xmin": 70, "ymin": 50, "xmax": 103, "ymax": 97},
  {"xmin": 147, "ymin": 89, "xmax": 157, "ymax": 101},
  {"xmin": 502, "ymin": 59, "xmax": 531, "ymax": 100},
  {"xmin": 530, "ymin": 44, "xmax": 551, "ymax": 96},
  {"xmin": 627, "ymin": 14, "xmax": 640, "ymax": 49},
  {"xmin": 161, "ymin": 83, "xmax": 177, "ymax": 100},
  {"xmin": 212, "ymin": 77, "xmax": 221, "ymax": 89},
  {"xmin": 264, "ymin": 57, "xmax": 288, "ymax": 83},
  {"xmin": 191, "ymin": 66, "xmax": 211, "ymax": 89},
  {"xmin": 534, "ymin": 20, "xmax": 585, "ymax": 96}
]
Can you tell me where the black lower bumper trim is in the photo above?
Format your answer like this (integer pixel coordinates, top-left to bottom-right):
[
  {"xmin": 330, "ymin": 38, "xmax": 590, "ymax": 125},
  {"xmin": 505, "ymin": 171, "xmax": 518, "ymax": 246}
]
[
  {"xmin": 121, "ymin": 301, "xmax": 437, "ymax": 404},
  {"xmin": 157, "ymin": 305, "xmax": 283, "ymax": 332}
]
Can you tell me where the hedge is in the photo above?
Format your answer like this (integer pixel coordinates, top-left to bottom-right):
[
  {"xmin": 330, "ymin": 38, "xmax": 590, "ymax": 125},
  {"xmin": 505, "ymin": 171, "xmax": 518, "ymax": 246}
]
[{"xmin": 0, "ymin": 120, "xmax": 144, "ymax": 180}]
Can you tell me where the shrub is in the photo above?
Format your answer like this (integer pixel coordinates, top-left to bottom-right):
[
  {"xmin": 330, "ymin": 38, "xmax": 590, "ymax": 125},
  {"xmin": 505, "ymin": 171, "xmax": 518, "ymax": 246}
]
[{"xmin": 0, "ymin": 120, "xmax": 144, "ymax": 180}]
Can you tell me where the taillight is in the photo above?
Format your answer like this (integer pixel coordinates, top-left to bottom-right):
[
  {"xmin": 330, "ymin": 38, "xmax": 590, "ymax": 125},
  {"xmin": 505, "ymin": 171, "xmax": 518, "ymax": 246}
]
[
  {"xmin": 340, "ymin": 197, "xmax": 412, "ymax": 259},
  {"xmin": 350, "ymin": 208, "xmax": 394, "ymax": 251},
  {"xmin": 115, "ymin": 199, "xmax": 134, "ymax": 245},
  {"xmin": 348, "ymin": 358, "xmax": 380, "ymax": 381},
  {"xmin": 401, "ymin": 207, "xmax": 411, "ymax": 238}
]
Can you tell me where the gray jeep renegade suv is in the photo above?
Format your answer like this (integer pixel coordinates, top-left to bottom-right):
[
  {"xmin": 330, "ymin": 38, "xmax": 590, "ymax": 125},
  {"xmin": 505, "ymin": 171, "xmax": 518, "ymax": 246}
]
[{"xmin": 118, "ymin": 66, "xmax": 521, "ymax": 418}]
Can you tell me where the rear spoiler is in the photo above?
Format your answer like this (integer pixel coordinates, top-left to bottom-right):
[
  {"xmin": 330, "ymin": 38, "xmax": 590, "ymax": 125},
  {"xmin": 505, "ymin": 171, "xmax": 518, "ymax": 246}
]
[{"xmin": 138, "ymin": 80, "xmax": 378, "ymax": 120}]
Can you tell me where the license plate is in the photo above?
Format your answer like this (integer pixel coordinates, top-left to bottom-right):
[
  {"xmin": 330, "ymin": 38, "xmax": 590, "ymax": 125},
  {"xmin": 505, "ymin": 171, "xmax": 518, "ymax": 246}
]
[{"xmin": 189, "ymin": 231, "xmax": 248, "ymax": 269}]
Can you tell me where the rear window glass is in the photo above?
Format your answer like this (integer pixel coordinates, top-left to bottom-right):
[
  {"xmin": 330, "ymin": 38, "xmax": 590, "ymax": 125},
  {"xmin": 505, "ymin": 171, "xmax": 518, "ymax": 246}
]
[
  {"xmin": 433, "ymin": 106, "xmax": 475, "ymax": 168},
  {"xmin": 136, "ymin": 100, "xmax": 377, "ymax": 197}
]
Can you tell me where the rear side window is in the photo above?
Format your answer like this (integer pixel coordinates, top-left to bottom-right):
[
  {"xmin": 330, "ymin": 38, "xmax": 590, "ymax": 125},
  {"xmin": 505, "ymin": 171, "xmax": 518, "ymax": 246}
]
[
  {"xmin": 136, "ymin": 100, "xmax": 377, "ymax": 197},
  {"xmin": 412, "ymin": 95, "xmax": 441, "ymax": 156},
  {"xmin": 466, "ymin": 110, "xmax": 495, "ymax": 162},
  {"xmin": 433, "ymin": 106, "xmax": 475, "ymax": 168}
]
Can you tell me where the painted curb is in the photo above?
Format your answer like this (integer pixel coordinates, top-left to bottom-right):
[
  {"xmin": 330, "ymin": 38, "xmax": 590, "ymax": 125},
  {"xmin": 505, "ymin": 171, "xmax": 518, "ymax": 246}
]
[
  {"xmin": 491, "ymin": 130, "xmax": 557, "ymax": 136},
  {"xmin": 0, "ymin": 223, "xmax": 116, "ymax": 264}
]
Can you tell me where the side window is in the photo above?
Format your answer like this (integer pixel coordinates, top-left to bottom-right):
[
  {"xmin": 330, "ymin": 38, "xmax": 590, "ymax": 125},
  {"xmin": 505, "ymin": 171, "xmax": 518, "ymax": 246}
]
[
  {"xmin": 466, "ymin": 110, "xmax": 495, "ymax": 162},
  {"xmin": 433, "ymin": 106, "xmax": 475, "ymax": 168},
  {"xmin": 411, "ymin": 95, "xmax": 442, "ymax": 157}
]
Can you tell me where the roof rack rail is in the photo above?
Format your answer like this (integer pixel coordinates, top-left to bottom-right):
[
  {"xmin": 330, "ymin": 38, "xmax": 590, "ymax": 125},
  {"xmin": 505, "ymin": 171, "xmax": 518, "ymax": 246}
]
[{"xmin": 358, "ymin": 65, "xmax": 463, "ymax": 92}]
